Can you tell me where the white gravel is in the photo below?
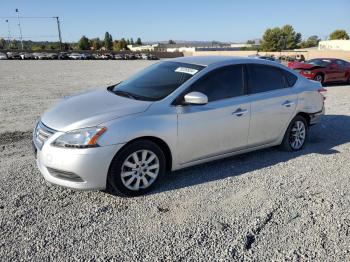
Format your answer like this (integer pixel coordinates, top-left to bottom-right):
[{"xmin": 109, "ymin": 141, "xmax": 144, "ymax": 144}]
[{"xmin": 1, "ymin": 61, "xmax": 350, "ymax": 261}]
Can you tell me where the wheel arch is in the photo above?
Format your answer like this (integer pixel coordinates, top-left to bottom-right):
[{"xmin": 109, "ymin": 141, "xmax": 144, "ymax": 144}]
[
  {"xmin": 295, "ymin": 112, "xmax": 311, "ymax": 126},
  {"xmin": 117, "ymin": 136, "xmax": 173, "ymax": 172}
]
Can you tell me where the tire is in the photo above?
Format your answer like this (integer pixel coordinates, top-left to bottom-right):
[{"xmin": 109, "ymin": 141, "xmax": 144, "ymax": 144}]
[
  {"xmin": 314, "ymin": 74, "xmax": 324, "ymax": 84},
  {"xmin": 279, "ymin": 115, "xmax": 308, "ymax": 152},
  {"xmin": 107, "ymin": 140, "xmax": 166, "ymax": 196}
]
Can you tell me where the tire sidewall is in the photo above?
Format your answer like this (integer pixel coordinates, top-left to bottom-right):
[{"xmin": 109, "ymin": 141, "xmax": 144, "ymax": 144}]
[
  {"xmin": 108, "ymin": 140, "xmax": 166, "ymax": 196},
  {"xmin": 314, "ymin": 74, "xmax": 324, "ymax": 84},
  {"xmin": 283, "ymin": 116, "xmax": 308, "ymax": 151}
]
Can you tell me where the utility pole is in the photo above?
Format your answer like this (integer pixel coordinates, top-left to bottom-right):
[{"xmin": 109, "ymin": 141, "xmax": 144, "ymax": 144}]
[
  {"xmin": 5, "ymin": 19, "xmax": 11, "ymax": 44},
  {"xmin": 54, "ymin": 16, "xmax": 63, "ymax": 50},
  {"xmin": 15, "ymin": 8, "xmax": 24, "ymax": 50}
]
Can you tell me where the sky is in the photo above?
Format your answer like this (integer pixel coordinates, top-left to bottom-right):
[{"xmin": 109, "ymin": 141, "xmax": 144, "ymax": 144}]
[{"xmin": 0, "ymin": 0, "xmax": 349, "ymax": 43}]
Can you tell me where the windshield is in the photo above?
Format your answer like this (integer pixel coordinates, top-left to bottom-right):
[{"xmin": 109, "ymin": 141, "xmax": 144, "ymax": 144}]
[
  {"xmin": 111, "ymin": 61, "xmax": 205, "ymax": 101},
  {"xmin": 307, "ymin": 59, "xmax": 332, "ymax": 67}
]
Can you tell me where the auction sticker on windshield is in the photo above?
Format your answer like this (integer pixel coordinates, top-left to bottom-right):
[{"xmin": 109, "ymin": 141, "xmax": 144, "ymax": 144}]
[{"xmin": 175, "ymin": 67, "xmax": 199, "ymax": 75}]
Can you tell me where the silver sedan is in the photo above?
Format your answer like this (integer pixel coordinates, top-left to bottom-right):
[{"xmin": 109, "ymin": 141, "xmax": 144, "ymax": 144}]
[{"xmin": 33, "ymin": 56, "xmax": 325, "ymax": 196}]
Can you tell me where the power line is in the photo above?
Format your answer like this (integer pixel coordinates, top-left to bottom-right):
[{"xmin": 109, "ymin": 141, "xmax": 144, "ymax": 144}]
[{"xmin": 0, "ymin": 16, "xmax": 58, "ymax": 19}]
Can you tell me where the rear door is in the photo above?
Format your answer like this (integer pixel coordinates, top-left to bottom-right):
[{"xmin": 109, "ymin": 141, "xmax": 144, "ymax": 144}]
[
  {"xmin": 246, "ymin": 64, "xmax": 298, "ymax": 146},
  {"xmin": 334, "ymin": 60, "xmax": 347, "ymax": 81},
  {"xmin": 176, "ymin": 65, "xmax": 251, "ymax": 164}
]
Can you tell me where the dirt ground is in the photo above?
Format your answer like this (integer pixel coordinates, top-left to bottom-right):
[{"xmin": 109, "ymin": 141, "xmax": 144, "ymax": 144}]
[{"xmin": 1, "ymin": 61, "xmax": 350, "ymax": 261}]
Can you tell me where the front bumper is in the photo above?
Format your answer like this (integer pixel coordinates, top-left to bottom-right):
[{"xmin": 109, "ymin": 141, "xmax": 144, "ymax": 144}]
[{"xmin": 34, "ymin": 140, "xmax": 124, "ymax": 190}]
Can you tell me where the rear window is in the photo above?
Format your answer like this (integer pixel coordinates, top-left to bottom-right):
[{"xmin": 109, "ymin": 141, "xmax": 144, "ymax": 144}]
[
  {"xmin": 283, "ymin": 70, "xmax": 298, "ymax": 87},
  {"xmin": 247, "ymin": 64, "xmax": 285, "ymax": 94}
]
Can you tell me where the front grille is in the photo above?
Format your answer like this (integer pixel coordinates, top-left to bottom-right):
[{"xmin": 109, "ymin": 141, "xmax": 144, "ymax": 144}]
[{"xmin": 34, "ymin": 121, "xmax": 56, "ymax": 150}]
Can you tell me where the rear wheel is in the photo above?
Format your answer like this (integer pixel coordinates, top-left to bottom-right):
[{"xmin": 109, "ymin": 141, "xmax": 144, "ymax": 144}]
[
  {"xmin": 107, "ymin": 140, "xmax": 166, "ymax": 196},
  {"xmin": 314, "ymin": 74, "xmax": 324, "ymax": 84},
  {"xmin": 279, "ymin": 115, "xmax": 308, "ymax": 151}
]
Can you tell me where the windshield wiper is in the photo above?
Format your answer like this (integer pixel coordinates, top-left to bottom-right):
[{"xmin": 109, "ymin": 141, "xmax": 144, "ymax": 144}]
[{"xmin": 113, "ymin": 90, "xmax": 139, "ymax": 100}]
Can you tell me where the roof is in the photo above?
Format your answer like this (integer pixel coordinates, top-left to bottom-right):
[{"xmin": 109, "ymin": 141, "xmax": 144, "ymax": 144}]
[{"xmin": 169, "ymin": 56, "xmax": 246, "ymax": 66}]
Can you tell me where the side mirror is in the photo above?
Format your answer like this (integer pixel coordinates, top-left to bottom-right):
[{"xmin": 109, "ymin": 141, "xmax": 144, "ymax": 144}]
[{"xmin": 184, "ymin": 91, "xmax": 208, "ymax": 105}]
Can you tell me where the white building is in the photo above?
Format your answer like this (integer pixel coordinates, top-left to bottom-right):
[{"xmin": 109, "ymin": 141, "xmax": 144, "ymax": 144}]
[
  {"xmin": 318, "ymin": 40, "xmax": 350, "ymax": 51},
  {"xmin": 127, "ymin": 44, "xmax": 159, "ymax": 52}
]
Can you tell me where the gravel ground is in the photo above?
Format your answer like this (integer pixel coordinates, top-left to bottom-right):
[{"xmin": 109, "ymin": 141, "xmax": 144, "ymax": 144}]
[{"xmin": 1, "ymin": 61, "xmax": 350, "ymax": 261}]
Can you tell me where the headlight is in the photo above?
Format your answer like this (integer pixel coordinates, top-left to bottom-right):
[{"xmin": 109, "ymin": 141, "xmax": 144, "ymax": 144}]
[
  {"xmin": 302, "ymin": 70, "xmax": 312, "ymax": 74},
  {"xmin": 52, "ymin": 127, "xmax": 107, "ymax": 148}
]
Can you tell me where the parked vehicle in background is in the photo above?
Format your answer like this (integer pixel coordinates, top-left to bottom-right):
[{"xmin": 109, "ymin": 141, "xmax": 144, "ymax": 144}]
[
  {"xmin": 0, "ymin": 52, "xmax": 8, "ymax": 59},
  {"xmin": 249, "ymin": 54, "xmax": 278, "ymax": 62},
  {"xmin": 6, "ymin": 52, "xmax": 21, "ymax": 60},
  {"xmin": 47, "ymin": 53, "xmax": 58, "ymax": 60},
  {"xmin": 69, "ymin": 53, "xmax": 85, "ymax": 60},
  {"xmin": 114, "ymin": 54, "xmax": 125, "ymax": 60},
  {"xmin": 33, "ymin": 56, "xmax": 325, "ymax": 196},
  {"xmin": 141, "ymin": 53, "xmax": 149, "ymax": 60},
  {"xmin": 20, "ymin": 52, "xmax": 34, "ymax": 60},
  {"xmin": 36, "ymin": 53, "xmax": 50, "ymax": 60},
  {"xmin": 125, "ymin": 53, "xmax": 136, "ymax": 60},
  {"xmin": 147, "ymin": 54, "xmax": 159, "ymax": 60},
  {"xmin": 288, "ymin": 58, "xmax": 350, "ymax": 84},
  {"xmin": 58, "ymin": 52, "xmax": 69, "ymax": 60}
]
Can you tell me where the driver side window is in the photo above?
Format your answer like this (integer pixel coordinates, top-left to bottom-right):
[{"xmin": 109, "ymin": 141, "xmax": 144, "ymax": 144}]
[{"xmin": 189, "ymin": 65, "xmax": 244, "ymax": 102}]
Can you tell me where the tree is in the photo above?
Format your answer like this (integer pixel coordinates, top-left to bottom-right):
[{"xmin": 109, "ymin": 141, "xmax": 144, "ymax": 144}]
[
  {"xmin": 246, "ymin": 40, "xmax": 255, "ymax": 45},
  {"xmin": 135, "ymin": 37, "xmax": 142, "ymax": 45},
  {"xmin": 300, "ymin": 35, "xmax": 320, "ymax": 48},
  {"xmin": 9, "ymin": 39, "xmax": 18, "ymax": 49},
  {"xmin": 260, "ymin": 24, "xmax": 301, "ymax": 51},
  {"xmin": 168, "ymin": 39, "xmax": 176, "ymax": 44},
  {"xmin": 329, "ymin": 30, "xmax": 349, "ymax": 40},
  {"xmin": 0, "ymin": 38, "xmax": 6, "ymax": 49},
  {"xmin": 78, "ymin": 35, "xmax": 90, "ymax": 50},
  {"xmin": 126, "ymin": 39, "xmax": 130, "ymax": 45},
  {"xmin": 104, "ymin": 32, "xmax": 113, "ymax": 50},
  {"xmin": 130, "ymin": 38, "xmax": 134, "ymax": 45},
  {"xmin": 113, "ymin": 38, "xmax": 129, "ymax": 51},
  {"xmin": 91, "ymin": 38, "xmax": 102, "ymax": 50}
]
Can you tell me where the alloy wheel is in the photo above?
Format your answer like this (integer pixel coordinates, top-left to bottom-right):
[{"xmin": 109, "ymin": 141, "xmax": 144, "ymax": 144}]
[
  {"xmin": 289, "ymin": 120, "xmax": 306, "ymax": 150},
  {"xmin": 121, "ymin": 150, "xmax": 160, "ymax": 191},
  {"xmin": 314, "ymin": 75, "xmax": 323, "ymax": 83}
]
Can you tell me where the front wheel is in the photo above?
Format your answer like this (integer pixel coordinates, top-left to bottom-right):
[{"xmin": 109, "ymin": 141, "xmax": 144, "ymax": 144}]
[
  {"xmin": 279, "ymin": 115, "xmax": 308, "ymax": 151},
  {"xmin": 314, "ymin": 74, "xmax": 324, "ymax": 84},
  {"xmin": 107, "ymin": 140, "xmax": 166, "ymax": 196}
]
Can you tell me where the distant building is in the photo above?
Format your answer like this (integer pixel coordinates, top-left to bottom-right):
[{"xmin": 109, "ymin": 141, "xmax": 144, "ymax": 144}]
[
  {"xmin": 318, "ymin": 40, "xmax": 350, "ymax": 51},
  {"xmin": 127, "ymin": 44, "xmax": 159, "ymax": 52}
]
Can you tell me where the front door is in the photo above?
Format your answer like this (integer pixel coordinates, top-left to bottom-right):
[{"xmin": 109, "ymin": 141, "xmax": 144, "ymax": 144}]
[{"xmin": 176, "ymin": 65, "xmax": 251, "ymax": 164}]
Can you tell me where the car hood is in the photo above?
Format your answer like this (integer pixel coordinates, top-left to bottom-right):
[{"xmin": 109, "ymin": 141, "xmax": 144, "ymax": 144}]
[{"xmin": 41, "ymin": 88, "xmax": 152, "ymax": 131}]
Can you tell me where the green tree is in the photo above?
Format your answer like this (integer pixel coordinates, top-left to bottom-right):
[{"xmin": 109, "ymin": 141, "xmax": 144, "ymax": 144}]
[
  {"xmin": 135, "ymin": 37, "xmax": 142, "ymax": 45},
  {"xmin": 9, "ymin": 39, "xmax": 19, "ymax": 49},
  {"xmin": 130, "ymin": 38, "xmax": 134, "ymax": 45},
  {"xmin": 91, "ymin": 38, "xmax": 102, "ymax": 50},
  {"xmin": 329, "ymin": 29, "xmax": 349, "ymax": 40},
  {"xmin": 78, "ymin": 35, "xmax": 90, "ymax": 50},
  {"xmin": 300, "ymin": 35, "xmax": 320, "ymax": 48},
  {"xmin": 0, "ymin": 38, "xmax": 6, "ymax": 49},
  {"xmin": 104, "ymin": 32, "xmax": 113, "ymax": 50},
  {"xmin": 112, "ymin": 38, "xmax": 129, "ymax": 51},
  {"xmin": 260, "ymin": 25, "xmax": 301, "ymax": 51},
  {"xmin": 246, "ymin": 40, "xmax": 255, "ymax": 45},
  {"xmin": 168, "ymin": 39, "xmax": 176, "ymax": 44}
]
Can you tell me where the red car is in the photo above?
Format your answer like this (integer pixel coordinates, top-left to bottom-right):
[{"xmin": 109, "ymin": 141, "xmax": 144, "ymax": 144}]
[{"xmin": 288, "ymin": 58, "xmax": 350, "ymax": 84}]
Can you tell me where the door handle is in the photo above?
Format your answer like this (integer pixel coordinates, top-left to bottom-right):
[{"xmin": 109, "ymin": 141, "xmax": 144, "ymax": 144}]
[
  {"xmin": 232, "ymin": 108, "xmax": 248, "ymax": 117},
  {"xmin": 282, "ymin": 100, "xmax": 295, "ymax": 107}
]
